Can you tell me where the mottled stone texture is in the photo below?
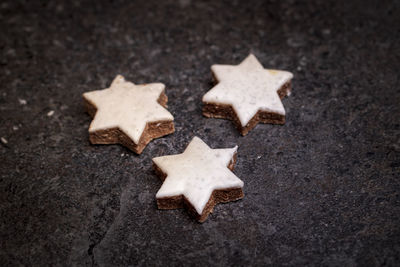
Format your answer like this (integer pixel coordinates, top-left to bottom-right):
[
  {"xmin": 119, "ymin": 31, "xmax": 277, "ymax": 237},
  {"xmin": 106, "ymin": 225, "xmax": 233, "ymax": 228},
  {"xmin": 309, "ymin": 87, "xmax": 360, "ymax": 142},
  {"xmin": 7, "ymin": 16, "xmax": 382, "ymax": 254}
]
[{"xmin": 0, "ymin": 0, "xmax": 399, "ymax": 266}]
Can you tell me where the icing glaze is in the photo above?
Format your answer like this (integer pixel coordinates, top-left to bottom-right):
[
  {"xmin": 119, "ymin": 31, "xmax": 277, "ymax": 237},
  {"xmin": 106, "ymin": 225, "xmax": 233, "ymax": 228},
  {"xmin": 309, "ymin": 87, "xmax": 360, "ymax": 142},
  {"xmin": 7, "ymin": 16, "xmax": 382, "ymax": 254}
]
[
  {"xmin": 202, "ymin": 54, "xmax": 293, "ymax": 127},
  {"xmin": 83, "ymin": 75, "xmax": 174, "ymax": 144},
  {"xmin": 153, "ymin": 136, "xmax": 243, "ymax": 215}
]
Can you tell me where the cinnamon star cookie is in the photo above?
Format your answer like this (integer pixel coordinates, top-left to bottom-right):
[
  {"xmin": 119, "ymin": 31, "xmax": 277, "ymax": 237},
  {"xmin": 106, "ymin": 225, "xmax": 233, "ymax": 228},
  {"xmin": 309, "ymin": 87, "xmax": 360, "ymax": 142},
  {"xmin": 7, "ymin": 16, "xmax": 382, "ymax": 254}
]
[
  {"xmin": 83, "ymin": 75, "xmax": 174, "ymax": 154},
  {"xmin": 153, "ymin": 136, "xmax": 244, "ymax": 222},
  {"xmin": 202, "ymin": 54, "xmax": 293, "ymax": 135}
]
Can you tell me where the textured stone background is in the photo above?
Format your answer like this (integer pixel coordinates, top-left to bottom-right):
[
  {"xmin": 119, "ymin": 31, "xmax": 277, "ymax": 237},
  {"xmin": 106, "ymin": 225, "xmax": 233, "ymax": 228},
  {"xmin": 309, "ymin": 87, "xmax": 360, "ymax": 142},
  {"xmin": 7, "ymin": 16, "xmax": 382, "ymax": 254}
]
[{"xmin": 1, "ymin": 0, "xmax": 399, "ymax": 266}]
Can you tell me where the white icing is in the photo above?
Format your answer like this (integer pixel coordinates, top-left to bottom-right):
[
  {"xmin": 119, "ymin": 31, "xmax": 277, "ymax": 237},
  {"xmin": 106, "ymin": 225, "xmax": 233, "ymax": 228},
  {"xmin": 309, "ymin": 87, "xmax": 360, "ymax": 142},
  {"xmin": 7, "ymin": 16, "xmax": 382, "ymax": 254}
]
[
  {"xmin": 202, "ymin": 54, "xmax": 293, "ymax": 127},
  {"xmin": 83, "ymin": 75, "xmax": 174, "ymax": 144},
  {"xmin": 153, "ymin": 136, "xmax": 243, "ymax": 215}
]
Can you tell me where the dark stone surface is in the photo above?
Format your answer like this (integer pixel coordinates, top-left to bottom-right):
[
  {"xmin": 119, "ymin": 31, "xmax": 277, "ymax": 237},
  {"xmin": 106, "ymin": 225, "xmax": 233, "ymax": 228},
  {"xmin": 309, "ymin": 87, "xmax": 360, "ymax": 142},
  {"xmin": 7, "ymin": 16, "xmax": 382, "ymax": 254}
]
[{"xmin": 1, "ymin": 0, "xmax": 399, "ymax": 266}]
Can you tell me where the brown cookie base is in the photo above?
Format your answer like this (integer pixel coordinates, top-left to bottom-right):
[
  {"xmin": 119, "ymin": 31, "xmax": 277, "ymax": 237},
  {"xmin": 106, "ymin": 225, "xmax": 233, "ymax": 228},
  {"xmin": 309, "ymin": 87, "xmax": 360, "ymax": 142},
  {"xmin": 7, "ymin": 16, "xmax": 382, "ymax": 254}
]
[
  {"xmin": 203, "ymin": 80, "xmax": 292, "ymax": 136},
  {"xmin": 154, "ymin": 153, "xmax": 244, "ymax": 223},
  {"xmin": 84, "ymin": 91, "xmax": 175, "ymax": 154}
]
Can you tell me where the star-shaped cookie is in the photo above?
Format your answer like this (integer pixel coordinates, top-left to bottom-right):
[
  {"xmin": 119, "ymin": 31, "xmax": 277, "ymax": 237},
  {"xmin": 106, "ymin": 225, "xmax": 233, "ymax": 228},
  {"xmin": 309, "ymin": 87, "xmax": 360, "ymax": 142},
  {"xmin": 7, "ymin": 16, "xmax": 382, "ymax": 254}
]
[
  {"xmin": 202, "ymin": 54, "xmax": 293, "ymax": 135},
  {"xmin": 153, "ymin": 136, "xmax": 244, "ymax": 222},
  {"xmin": 83, "ymin": 75, "xmax": 174, "ymax": 154}
]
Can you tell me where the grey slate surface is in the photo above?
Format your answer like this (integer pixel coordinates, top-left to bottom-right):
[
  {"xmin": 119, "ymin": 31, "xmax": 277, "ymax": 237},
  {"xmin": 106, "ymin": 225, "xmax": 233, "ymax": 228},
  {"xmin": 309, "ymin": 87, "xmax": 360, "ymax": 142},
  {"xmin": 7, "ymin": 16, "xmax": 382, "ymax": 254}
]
[{"xmin": 1, "ymin": 0, "xmax": 399, "ymax": 266}]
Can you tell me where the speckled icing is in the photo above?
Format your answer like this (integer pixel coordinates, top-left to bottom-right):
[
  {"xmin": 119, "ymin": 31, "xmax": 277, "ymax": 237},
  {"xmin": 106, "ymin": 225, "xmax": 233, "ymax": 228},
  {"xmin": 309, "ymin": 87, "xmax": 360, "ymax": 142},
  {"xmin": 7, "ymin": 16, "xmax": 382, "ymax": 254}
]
[
  {"xmin": 202, "ymin": 54, "xmax": 293, "ymax": 127},
  {"xmin": 153, "ymin": 136, "xmax": 243, "ymax": 215},
  {"xmin": 83, "ymin": 75, "xmax": 174, "ymax": 144}
]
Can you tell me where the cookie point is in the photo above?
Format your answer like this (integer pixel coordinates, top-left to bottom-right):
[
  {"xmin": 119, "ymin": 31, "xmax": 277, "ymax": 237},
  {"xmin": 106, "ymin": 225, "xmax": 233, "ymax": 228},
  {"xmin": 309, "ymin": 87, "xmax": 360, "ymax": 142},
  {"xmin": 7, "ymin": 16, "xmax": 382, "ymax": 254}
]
[
  {"xmin": 82, "ymin": 91, "xmax": 89, "ymax": 99},
  {"xmin": 246, "ymin": 53, "xmax": 257, "ymax": 60},
  {"xmin": 111, "ymin": 75, "xmax": 126, "ymax": 87},
  {"xmin": 154, "ymin": 83, "xmax": 166, "ymax": 93},
  {"xmin": 192, "ymin": 136, "xmax": 201, "ymax": 142},
  {"xmin": 152, "ymin": 156, "xmax": 162, "ymax": 165}
]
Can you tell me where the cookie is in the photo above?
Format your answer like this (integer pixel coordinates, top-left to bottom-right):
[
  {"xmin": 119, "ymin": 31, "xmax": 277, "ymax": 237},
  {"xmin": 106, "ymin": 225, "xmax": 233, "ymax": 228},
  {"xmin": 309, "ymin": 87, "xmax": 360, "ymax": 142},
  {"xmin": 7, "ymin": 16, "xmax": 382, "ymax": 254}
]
[
  {"xmin": 153, "ymin": 136, "xmax": 244, "ymax": 222},
  {"xmin": 83, "ymin": 75, "xmax": 174, "ymax": 154},
  {"xmin": 202, "ymin": 54, "xmax": 293, "ymax": 135}
]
